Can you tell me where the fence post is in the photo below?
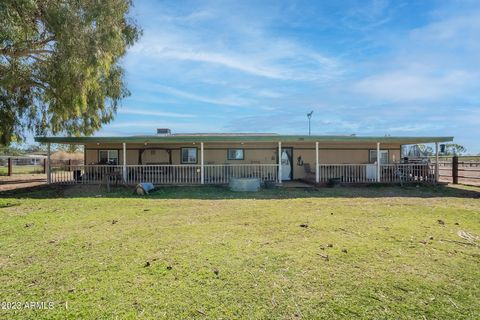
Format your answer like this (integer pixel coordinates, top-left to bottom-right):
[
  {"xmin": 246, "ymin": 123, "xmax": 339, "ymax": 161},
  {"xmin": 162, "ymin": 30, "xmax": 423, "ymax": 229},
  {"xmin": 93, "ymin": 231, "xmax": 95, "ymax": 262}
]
[
  {"xmin": 452, "ymin": 156, "xmax": 458, "ymax": 184},
  {"xmin": 278, "ymin": 141, "xmax": 282, "ymax": 184},
  {"xmin": 8, "ymin": 158, "xmax": 13, "ymax": 176},
  {"xmin": 122, "ymin": 142, "xmax": 127, "ymax": 184},
  {"xmin": 434, "ymin": 142, "xmax": 439, "ymax": 185},
  {"xmin": 200, "ymin": 142, "xmax": 204, "ymax": 185},
  {"xmin": 47, "ymin": 143, "xmax": 51, "ymax": 184},
  {"xmin": 315, "ymin": 141, "xmax": 319, "ymax": 184},
  {"xmin": 376, "ymin": 142, "xmax": 380, "ymax": 182}
]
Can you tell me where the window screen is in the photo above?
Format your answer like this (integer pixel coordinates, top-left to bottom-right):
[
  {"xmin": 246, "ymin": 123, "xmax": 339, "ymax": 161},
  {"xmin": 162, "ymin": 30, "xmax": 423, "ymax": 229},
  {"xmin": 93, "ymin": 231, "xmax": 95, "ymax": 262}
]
[
  {"xmin": 181, "ymin": 148, "xmax": 197, "ymax": 164},
  {"xmin": 227, "ymin": 149, "xmax": 244, "ymax": 160},
  {"xmin": 99, "ymin": 150, "xmax": 119, "ymax": 164},
  {"xmin": 369, "ymin": 150, "xmax": 389, "ymax": 164}
]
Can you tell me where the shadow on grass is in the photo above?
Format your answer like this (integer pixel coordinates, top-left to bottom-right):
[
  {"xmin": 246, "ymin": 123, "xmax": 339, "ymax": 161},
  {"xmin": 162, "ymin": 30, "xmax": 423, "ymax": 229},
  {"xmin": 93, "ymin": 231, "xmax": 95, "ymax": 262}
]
[
  {"xmin": 0, "ymin": 178, "xmax": 46, "ymax": 184},
  {"xmin": 0, "ymin": 183, "xmax": 479, "ymax": 200},
  {"xmin": 0, "ymin": 202, "xmax": 19, "ymax": 208}
]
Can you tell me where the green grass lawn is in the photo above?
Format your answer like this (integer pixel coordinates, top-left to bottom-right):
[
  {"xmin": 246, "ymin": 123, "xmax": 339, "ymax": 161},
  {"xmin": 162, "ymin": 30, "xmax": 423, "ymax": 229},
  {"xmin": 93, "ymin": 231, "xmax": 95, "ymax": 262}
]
[{"xmin": 0, "ymin": 185, "xmax": 479, "ymax": 319}]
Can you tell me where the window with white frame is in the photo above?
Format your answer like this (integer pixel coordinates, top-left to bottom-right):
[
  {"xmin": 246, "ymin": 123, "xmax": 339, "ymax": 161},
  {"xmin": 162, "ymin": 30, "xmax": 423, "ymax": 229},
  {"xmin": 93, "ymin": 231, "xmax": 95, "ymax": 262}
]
[
  {"xmin": 181, "ymin": 147, "xmax": 197, "ymax": 164},
  {"xmin": 99, "ymin": 150, "xmax": 119, "ymax": 164},
  {"xmin": 227, "ymin": 148, "xmax": 244, "ymax": 160},
  {"xmin": 369, "ymin": 150, "xmax": 389, "ymax": 164}
]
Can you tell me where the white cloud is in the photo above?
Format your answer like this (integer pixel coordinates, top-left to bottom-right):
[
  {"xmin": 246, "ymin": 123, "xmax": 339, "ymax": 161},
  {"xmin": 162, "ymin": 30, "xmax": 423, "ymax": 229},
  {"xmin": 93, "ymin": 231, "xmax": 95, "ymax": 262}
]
[
  {"xmin": 256, "ymin": 89, "xmax": 283, "ymax": 98},
  {"xmin": 410, "ymin": 11, "xmax": 480, "ymax": 43},
  {"xmin": 127, "ymin": 6, "xmax": 343, "ymax": 82},
  {"xmin": 131, "ymin": 40, "xmax": 341, "ymax": 81},
  {"xmin": 153, "ymin": 84, "xmax": 253, "ymax": 107},
  {"xmin": 105, "ymin": 120, "xmax": 220, "ymax": 133},
  {"xmin": 341, "ymin": 0, "xmax": 394, "ymax": 31},
  {"xmin": 351, "ymin": 8, "xmax": 480, "ymax": 102},
  {"xmin": 353, "ymin": 70, "xmax": 473, "ymax": 101},
  {"xmin": 386, "ymin": 124, "xmax": 436, "ymax": 132}
]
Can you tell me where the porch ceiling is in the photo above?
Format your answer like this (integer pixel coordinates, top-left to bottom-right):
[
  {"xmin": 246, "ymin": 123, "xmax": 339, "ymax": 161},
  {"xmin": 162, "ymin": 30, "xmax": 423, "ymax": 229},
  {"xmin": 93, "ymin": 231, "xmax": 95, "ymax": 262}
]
[{"xmin": 34, "ymin": 135, "xmax": 453, "ymax": 145}]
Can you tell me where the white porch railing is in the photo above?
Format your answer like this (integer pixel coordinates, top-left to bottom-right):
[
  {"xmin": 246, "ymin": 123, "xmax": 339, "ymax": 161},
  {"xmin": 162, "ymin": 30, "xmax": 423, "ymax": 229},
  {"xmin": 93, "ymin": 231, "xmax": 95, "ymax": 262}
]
[
  {"xmin": 50, "ymin": 163, "xmax": 433, "ymax": 185},
  {"xmin": 318, "ymin": 163, "xmax": 433, "ymax": 183},
  {"xmin": 380, "ymin": 164, "xmax": 434, "ymax": 183},
  {"xmin": 51, "ymin": 165, "xmax": 124, "ymax": 184},
  {"xmin": 50, "ymin": 164, "xmax": 279, "ymax": 185},
  {"xmin": 318, "ymin": 164, "xmax": 377, "ymax": 183},
  {"xmin": 126, "ymin": 165, "xmax": 201, "ymax": 185}
]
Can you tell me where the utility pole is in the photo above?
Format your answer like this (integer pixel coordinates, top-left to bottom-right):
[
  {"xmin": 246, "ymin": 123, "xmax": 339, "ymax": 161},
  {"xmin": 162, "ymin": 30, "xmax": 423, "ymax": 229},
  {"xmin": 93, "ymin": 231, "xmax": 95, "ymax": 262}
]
[{"xmin": 307, "ymin": 111, "xmax": 313, "ymax": 136}]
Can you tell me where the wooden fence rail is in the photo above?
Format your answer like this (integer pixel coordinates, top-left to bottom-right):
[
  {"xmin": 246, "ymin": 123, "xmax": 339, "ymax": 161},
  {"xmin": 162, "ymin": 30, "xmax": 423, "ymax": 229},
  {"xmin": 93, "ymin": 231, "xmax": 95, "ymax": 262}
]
[{"xmin": 434, "ymin": 156, "xmax": 480, "ymax": 185}]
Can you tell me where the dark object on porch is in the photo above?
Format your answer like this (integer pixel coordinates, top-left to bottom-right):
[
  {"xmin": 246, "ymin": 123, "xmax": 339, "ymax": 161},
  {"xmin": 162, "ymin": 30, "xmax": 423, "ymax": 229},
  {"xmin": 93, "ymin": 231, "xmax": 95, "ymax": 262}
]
[
  {"xmin": 327, "ymin": 178, "xmax": 341, "ymax": 187},
  {"xmin": 303, "ymin": 163, "xmax": 316, "ymax": 182},
  {"xmin": 73, "ymin": 170, "xmax": 82, "ymax": 181},
  {"xmin": 264, "ymin": 180, "xmax": 277, "ymax": 189}
]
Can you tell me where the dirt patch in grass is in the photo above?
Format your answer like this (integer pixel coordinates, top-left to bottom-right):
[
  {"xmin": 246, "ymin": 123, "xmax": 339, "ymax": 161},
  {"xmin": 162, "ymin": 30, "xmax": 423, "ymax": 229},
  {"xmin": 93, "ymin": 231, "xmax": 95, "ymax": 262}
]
[{"xmin": 0, "ymin": 174, "xmax": 46, "ymax": 191}]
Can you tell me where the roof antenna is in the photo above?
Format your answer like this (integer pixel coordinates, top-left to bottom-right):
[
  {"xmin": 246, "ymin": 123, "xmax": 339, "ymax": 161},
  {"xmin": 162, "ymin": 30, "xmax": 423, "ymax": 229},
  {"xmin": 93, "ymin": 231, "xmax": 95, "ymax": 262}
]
[{"xmin": 307, "ymin": 111, "xmax": 314, "ymax": 136}]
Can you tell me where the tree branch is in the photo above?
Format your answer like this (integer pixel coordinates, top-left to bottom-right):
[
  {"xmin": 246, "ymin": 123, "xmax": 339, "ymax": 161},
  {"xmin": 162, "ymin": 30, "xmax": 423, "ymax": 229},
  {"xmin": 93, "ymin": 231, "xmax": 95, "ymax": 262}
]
[
  {"xmin": 0, "ymin": 48, "xmax": 54, "ymax": 58},
  {"xmin": 28, "ymin": 54, "xmax": 48, "ymax": 63},
  {"xmin": 29, "ymin": 79, "xmax": 49, "ymax": 90},
  {"xmin": 0, "ymin": 36, "xmax": 55, "ymax": 58}
]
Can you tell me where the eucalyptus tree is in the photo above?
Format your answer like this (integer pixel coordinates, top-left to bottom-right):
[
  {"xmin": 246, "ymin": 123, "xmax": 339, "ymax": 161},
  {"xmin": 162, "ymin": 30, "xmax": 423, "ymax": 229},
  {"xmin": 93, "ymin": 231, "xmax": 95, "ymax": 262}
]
[{"xmin": 0, "ymin": 0, "xmax": 141, "ymax": 145}]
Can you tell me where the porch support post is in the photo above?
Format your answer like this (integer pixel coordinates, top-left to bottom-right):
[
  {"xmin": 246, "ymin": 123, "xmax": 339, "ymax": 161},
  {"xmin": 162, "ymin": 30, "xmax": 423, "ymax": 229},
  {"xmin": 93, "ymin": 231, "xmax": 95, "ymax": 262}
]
[
  {"xmin": 122, "ymin": 142, "xmax": 127, "ymax": 183},
  {"xmin": 278, "ymin": 141, "xmax": 282, "ymax": 184},
  {"xmin": 200, "ymin": 142, "xmax": 204, "ymax": 184},
  {"xmin": 435, "ymin": 142, "xmax": 439, "ymax": 184},
  {"xmin": 315, "ymin": 141, "xmax": 319, "ymax": 183},
  {"xmin": 47, "ymin": 143, "xmax": 51, "ymax": 184},
  {"xmin": 376, "ymin": 142, "xmax": 380, "ymax": 183}
]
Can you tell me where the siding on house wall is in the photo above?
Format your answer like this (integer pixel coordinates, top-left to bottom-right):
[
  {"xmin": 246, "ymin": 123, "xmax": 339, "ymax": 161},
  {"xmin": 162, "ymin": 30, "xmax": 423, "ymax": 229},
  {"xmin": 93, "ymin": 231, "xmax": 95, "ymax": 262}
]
[
  {"xmin": 143, "ymin": 149, "xmax": 170, "ymax": 164},
  {"xmin": 85, "ymin": 149, "xmax": 99, "ymax": 164},
  {"xmin": 204, "ymin": 143, "xmax": 277, "ymax": 165},
  {"xmin": 83, "ymin": 142, "xmax": 401, "ymax": 179},
  {"xmin": 127, "ymin": 149, "xmax": 139, "ymax": 165}
]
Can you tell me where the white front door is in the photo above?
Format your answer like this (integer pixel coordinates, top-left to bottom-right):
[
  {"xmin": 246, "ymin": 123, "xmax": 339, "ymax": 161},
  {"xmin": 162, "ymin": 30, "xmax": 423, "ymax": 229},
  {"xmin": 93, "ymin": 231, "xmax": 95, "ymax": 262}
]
[{"xmin": 281, "ymin": 149, "xmax": 292, "ymax": 180}]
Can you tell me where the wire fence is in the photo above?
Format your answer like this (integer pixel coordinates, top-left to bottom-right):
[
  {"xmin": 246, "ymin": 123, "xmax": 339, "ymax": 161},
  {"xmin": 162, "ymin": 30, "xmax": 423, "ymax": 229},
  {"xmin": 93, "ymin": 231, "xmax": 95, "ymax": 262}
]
[{"xmin": 0, "ymin": 157, "xmax": 83, "ymax": 176}]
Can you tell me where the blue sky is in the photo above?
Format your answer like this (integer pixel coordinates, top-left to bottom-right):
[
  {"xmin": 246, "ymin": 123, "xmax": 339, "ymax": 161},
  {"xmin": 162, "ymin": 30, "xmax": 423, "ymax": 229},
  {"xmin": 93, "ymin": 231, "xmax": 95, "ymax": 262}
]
[{"xmin": 98, "ymin": 0, "xmax": 480, "ymax": 153}]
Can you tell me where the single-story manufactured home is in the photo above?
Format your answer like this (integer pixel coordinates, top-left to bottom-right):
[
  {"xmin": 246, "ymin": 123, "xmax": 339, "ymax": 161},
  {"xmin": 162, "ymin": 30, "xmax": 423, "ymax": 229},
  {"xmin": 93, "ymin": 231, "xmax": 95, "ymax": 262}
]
[{"xmin": 35, "ymin": 130, "xmax": 453, "ymax": 185}]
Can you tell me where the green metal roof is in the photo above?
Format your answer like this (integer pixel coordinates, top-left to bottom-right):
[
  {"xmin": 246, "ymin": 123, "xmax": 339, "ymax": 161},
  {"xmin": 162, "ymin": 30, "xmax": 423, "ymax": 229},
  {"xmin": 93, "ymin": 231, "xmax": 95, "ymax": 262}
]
[{"xmin": 34, "ymin": 134, "xmax": 453, "ymax": 144}]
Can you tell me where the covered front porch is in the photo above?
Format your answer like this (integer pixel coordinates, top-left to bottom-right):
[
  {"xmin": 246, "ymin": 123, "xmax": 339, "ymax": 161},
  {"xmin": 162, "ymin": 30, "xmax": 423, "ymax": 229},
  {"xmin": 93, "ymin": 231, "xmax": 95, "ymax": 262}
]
[
  {"xmin": 35, "ymin": 134, "xmax": 452, "ymax": 186},
  {"xmin": 48, "ymin": 162, "xmax": 437, "ymax": 185}
]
